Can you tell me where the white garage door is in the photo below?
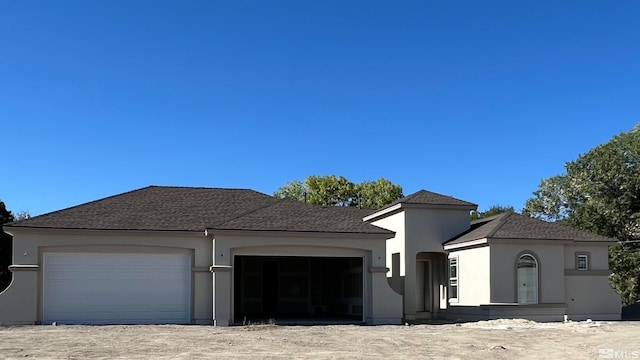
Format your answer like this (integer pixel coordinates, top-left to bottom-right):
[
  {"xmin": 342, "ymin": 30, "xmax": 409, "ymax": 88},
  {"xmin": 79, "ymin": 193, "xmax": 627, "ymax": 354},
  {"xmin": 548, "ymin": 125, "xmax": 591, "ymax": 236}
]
[{"xmin": 44, "ymin": 253, "xmax": 191, "ymax": 325}]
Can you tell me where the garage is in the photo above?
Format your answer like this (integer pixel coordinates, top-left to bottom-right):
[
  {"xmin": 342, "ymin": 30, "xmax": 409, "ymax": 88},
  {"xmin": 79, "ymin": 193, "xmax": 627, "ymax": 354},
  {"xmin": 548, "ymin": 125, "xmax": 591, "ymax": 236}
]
[
  {"xmin": 234, "ymin": 256, "xmax": 363, "ymax": 324},
  {"xmin": 43, "ymin": 253, "xmax": 191, "ymax": 325}
]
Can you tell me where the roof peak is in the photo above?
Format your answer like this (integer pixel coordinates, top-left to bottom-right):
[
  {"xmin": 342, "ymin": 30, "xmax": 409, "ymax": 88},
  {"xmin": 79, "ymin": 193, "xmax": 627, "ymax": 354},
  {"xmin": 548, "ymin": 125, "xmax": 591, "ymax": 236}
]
[{"xmin": 390, "ymin": 189, "xmax": 476, "ymax": 208}]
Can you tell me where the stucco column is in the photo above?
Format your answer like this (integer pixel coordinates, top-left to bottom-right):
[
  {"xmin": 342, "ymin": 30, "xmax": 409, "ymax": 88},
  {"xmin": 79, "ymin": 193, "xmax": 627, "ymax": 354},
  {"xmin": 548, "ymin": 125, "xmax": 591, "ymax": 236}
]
[
  {"xmin": 210, "ymin": 265, "xmax": 232, "ymax": 326},
  {"xmin": 0, "ymin": 265, "xmax": 39, "ymax": 325},
  {"xmin": 403, "ymin": 253, "xmax": 417, "ymax": 320},
  {"xmin": 368, "ymin": 266, "xmax": 403, "ymax": 325}
]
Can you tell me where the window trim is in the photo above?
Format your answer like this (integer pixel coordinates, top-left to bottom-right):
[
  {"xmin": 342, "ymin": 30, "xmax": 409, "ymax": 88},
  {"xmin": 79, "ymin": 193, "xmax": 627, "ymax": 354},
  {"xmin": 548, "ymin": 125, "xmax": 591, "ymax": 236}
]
[
  {"xmin": 575, "ymin": 252, "xmax": 590, "ymax": 271},
  {"xmin": 448, "ymin": 256, "xmax": 458, "ymax": 303}
]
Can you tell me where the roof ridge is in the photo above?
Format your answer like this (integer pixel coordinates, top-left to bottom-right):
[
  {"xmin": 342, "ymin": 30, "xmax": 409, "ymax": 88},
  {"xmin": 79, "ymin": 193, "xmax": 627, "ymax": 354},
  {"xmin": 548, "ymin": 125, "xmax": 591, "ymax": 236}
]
[
  {"xmin": 209, "ymin": 198, "xmax": 286, "ymax": 228},
  {"xmin": 5, "ymin": 186, "xmax": 155, "ymax": 226},
  {"xmin": 148, "ymin": 185, "xmax": 263, "ymax": 192},
  {"xmin": 483, "ymin": 211, "xmax": 514, "ymax": 238}
]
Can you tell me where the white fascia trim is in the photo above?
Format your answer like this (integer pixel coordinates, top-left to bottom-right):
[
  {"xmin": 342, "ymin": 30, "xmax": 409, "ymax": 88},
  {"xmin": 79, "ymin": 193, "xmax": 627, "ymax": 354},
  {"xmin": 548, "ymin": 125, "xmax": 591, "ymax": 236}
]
[
  {"xmin": 487, "ymin": 238, "xmax": 573, "ymax": 245},
  {"xmin": 363, "ymin": 203, "xmax": 477, "ymax": 222},
  {"xmin": 362, "ymin": 204, "xmax": 403, "ymax": 222},
  {"xmin": 443, "ymin": 238, "xmax": 488, "ymax": 250},
  {"xmin": 205, "ymin": 228, "xmax": 394, "ymax": 240},
  {"xmin": 4, "ymin": 226, "xmax": 203, "ymax": 238}
]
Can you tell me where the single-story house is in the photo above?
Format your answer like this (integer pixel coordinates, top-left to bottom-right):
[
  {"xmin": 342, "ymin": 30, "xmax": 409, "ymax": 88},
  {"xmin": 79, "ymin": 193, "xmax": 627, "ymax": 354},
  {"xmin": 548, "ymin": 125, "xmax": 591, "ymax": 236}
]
[{"xmin": 0, "ymin": 186, "xmax": 621, "ymax": 325}]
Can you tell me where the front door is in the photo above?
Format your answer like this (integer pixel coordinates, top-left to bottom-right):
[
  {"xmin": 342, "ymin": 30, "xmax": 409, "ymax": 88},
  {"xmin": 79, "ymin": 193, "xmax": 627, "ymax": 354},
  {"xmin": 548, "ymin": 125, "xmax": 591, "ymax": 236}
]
[{"xmin": 517, "ymin": 254, "xmax": 538, "ymax": 304}]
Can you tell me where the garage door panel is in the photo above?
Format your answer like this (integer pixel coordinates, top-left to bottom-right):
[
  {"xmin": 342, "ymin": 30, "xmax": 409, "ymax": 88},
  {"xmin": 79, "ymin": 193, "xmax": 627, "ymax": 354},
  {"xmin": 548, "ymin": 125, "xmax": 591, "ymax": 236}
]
[{"xmin": 44, "ymin": 253, "xmax": 191, "ymax": 325}]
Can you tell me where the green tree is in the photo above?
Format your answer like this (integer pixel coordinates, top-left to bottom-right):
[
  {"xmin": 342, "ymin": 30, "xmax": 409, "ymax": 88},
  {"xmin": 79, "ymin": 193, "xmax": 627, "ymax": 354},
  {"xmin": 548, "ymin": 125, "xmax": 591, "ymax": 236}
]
[
  {"xmin": 272, "ymin": 180, "xmax": 306, "ymax": 202},
  {"xmin": 14, "ymin": 211, "xmax": 31, "ymax": 221},
  {"xmin": 273, "ymin": 175, "xmax": 403, "ymax": 209},
  {"xmin": 305, "ymin": 175, "xmax": 356, "ymax": 207},
  {"xmin": 0, "ymin": 200, "xmax": 15, "ymax": 291},
  {"xmin": 470, "ymin": 204, "xmax": 515, "ymax": 221},
  {"xmin": 522, "ymin": 123, "xmax": 640, "ymax": 305},
  {"xmin": 356, "ymin": 178, "xmax": 404, "ymax": 209}
]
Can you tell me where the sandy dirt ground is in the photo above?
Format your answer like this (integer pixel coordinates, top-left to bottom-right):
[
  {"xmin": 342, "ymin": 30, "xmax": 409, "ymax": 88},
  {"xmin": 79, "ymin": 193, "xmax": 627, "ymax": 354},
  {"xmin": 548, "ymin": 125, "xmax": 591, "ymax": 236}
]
[{"xmin": 0, "ymin": 319, "xmax": 639, "ymax": 359}]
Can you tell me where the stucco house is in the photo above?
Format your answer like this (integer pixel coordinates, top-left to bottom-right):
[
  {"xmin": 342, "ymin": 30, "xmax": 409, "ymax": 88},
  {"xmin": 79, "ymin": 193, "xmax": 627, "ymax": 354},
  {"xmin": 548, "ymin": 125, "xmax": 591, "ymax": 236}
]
[{"xmin": 0, "ymin": 186, "xmax": 621, "ymax": 325}]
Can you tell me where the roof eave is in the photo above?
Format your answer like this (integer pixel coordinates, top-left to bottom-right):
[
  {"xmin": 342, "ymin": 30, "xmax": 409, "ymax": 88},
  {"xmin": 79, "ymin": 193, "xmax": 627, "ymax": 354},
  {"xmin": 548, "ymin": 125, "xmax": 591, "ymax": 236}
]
[
  {"xmin": 444, "ymin": 236, "xmax": 614, "ymax": 250},
  {"xmin": 444, "ymin": 238, "xmax": 489, "ymax": 250},
  {"xmin": 205, "ymin": 228, "xmax": 395, "ymax": 240},
  {"xmin": 364, "ymin": 202, "xmax": 477, "ymax": 222},
  {"xmin": 4, "ymin": 226, "xmax": 205, "ymax": 237}
]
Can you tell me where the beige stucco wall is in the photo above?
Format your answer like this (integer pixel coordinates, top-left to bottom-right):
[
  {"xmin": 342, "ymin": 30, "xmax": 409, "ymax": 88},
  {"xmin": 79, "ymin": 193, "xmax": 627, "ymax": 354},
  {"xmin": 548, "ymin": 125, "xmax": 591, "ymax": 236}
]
[
  {"xmin": 371, "ymin": 207, "xmax": 470, "ymax": 320},
  {"xmin": 447, "ymin": 246, "xmax": 491, "ymax": 306},
  {"xmin": 0, "ymin": 228, "xmax": 213, "ymax": 325},
  {"xmin": 0, "ymin": 229, "xmax": 402, "ymax": 326},
  {"xmin": 370, "ymin": 211, "xmax": 406, "ymax": 277},
  {"xmin": 209, "ymin": 232, "xmax": 403, "ymax": 326},
  {"xmin": 563, "ymin": 244, "xmax": 609, "ymax": 270},
  {"xmin": 565, "ymin": 275, "xmax": 620, "ymax": 320},
  {"xmin": 563, "ymin": 243, "xmax": 620, "ymax": 320},
  {"xmin": 404, "ymin": 208, "xmax": 470, "ymax": 254},
  {"xmin": 444, "ymin": 240, "xmax": 621, "ymax": 321},
  {"xmin": 0, "ymin": 227, "xmax": 403, "ymax": 326},
  {"xmin": 489, "ymin": 243, "xmax": 566, "ymax": 304}
]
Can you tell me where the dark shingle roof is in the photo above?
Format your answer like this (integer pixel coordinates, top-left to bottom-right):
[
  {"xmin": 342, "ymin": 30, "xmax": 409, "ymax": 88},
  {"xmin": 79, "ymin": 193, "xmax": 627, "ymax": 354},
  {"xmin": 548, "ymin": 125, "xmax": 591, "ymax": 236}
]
[
  {"xmin": 381, "ymin": 189, "xmax": 477, "ymax": 210},
  {"xmin": 6, "ymin": 186, "xmax": 390, "ymax": 235},
  {"xmin": 213, "ymin": 199, "xmax": 388, "ymax": 234},
  {"xmin": 445, "ymin": 212, "xmax": 613, "ymax": 246},
  {"xmin": 6, "ymin": 186, "xmax": 278, "ymax": 232}
]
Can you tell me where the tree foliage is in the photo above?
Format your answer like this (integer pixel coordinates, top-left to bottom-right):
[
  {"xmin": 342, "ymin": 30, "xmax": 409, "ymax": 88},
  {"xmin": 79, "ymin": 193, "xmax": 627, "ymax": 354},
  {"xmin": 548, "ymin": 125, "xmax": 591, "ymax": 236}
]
[
  {"xmin": 273, "ymin": 175, "xmax": 403, "ymax": 209},
  {"xmin": 0, "ymin": 200, "xmax": 15, "ymax": 291},
  {"xmin": 522, "ymin": 124, "xmax": 640, "ymax": 305},
  {"xmin": 14, "ymin": 211, "xmax": 31, "ymax": 221},
  {"xmin": 470, "ymin": 205, "xmax": 515, "ymax": 221}
]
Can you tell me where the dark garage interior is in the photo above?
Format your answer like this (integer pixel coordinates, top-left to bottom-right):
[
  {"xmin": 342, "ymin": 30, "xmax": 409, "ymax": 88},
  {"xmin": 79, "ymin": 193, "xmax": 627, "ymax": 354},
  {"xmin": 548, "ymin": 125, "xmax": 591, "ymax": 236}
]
[{"xmin": 234, "ymin": 256, "xmax": 363, "ymax": 324}]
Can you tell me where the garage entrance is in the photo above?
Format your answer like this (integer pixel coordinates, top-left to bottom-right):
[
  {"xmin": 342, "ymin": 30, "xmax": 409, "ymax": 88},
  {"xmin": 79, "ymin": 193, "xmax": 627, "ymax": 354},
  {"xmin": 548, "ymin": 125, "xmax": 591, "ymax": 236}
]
[
  {"xmin": 43, "ymin": 253, "xmax": 191, "ymax": 325},
  {"xmin": 234, "ymin": 256, "xmax": 363, "ymax": 324}
]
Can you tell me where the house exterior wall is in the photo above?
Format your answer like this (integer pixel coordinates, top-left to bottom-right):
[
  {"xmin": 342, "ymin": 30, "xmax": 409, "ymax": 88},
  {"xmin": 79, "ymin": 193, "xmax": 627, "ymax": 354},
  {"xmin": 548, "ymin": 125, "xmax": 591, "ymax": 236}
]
[
  {"xmin": 209, "ymin": 232, "xmax": 402, "ymax": 326},
  {"xmin": 371, "ymin": 211, "xmax": 406, "ymax": 278},
  {"xmin": 564, "ymin": 244, "xmax": 620, "ymax": 320},
  {"xmin": 404, "ymin": 208, "xmax": 470, "ymax": 253},
  {"xmin": 563, "ymin": 244, "xmax": 609, "ymax": 270},
  {"xmin": 447, "ymin": 245, "xmax": 491, "ymax": 306},
  {"xmin": 371, "ymin": 207, "xmax": 470, "ymax": 320},
  {"xmin": 1, "ymin": 228, "xmax": 402, "ymax": 326},
  {"xmin": 0, "ymin": 228, "xmax": 213, "ymax": 325},
  {"xmin": 489, "ymin": 243, "xmax": 566, "ymax": 304},
  {"xmin": 564, "ymin": 275, "xmax": 620, "ymax": 320},
  {"xmin": 443, "ymin": 240, "xmax": 621, "ymax": 321}
]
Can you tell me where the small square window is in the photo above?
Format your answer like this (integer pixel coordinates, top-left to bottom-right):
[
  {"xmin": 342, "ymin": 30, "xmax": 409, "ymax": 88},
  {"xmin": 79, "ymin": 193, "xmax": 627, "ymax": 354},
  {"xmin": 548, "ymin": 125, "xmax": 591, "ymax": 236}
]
[{"xmin": 577, "ymin": 254, "xmax": 589, "ymax": 270}]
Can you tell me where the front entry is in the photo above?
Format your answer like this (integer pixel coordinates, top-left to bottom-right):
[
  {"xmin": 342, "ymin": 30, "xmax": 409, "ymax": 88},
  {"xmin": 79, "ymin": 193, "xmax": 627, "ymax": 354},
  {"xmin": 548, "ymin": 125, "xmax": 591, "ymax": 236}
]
[
  {"xmin": 416, "ymin": 260, "xmax": 432, "ymax": 312},
  {"xmin": 234, "ymin": 256, "xmax": 363, "ymax": 324}
]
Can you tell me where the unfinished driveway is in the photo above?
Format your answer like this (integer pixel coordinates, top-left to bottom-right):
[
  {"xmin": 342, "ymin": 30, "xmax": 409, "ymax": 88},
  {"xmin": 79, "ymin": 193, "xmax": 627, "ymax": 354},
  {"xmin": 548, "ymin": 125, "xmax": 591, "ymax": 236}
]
[{"xmin": 0, "ymin": 320, "xmax": 639, "ymax": 359}]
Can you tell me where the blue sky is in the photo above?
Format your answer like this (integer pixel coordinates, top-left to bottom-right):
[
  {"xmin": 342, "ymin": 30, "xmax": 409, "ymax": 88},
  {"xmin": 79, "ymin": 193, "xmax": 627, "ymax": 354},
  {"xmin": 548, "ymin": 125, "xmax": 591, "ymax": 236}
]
[{"xmin": 1, "ymin": 1, "xmax": 639, "ymax": 216}]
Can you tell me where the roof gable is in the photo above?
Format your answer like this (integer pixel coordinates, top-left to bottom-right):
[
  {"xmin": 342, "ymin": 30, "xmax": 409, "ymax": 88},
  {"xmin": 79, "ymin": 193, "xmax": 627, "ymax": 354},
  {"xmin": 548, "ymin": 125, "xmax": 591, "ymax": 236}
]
[{"xmin": 446, "ymin": 212, "xmax": 613, "ymax": 246}]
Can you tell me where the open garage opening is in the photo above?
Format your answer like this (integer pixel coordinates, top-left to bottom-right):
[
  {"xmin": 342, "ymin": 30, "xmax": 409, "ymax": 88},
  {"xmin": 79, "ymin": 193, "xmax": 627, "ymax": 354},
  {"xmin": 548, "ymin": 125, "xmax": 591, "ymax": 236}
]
[{"xmin": 234, "ymin": 256, "xmax": 364, "ymax": 325}]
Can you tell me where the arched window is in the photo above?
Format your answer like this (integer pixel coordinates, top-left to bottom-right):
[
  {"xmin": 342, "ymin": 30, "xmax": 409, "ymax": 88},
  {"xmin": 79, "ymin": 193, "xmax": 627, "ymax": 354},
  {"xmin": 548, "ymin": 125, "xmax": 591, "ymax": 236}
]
[{"xmin": 517, "ymin": 254, "xmax": 538, "ymax": 304}]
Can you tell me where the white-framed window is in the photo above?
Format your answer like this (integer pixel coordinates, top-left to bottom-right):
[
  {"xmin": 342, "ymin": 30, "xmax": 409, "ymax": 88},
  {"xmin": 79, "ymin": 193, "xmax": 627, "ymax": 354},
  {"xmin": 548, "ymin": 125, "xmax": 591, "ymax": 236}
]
[
  {"xmin": 448, "ymin": 257, "xmax": 458, "ymax": 302},
  {"xmin": 577, "ymin": 254, "xmax": 589, "ymax": 270}
]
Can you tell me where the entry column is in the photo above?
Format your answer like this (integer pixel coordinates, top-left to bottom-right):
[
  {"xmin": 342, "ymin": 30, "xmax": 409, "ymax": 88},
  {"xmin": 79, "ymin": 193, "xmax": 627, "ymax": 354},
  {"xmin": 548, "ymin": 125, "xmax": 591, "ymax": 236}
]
[{"xmin": 210, "ymin": 265, "xmax": 232, "ymax": 326}]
